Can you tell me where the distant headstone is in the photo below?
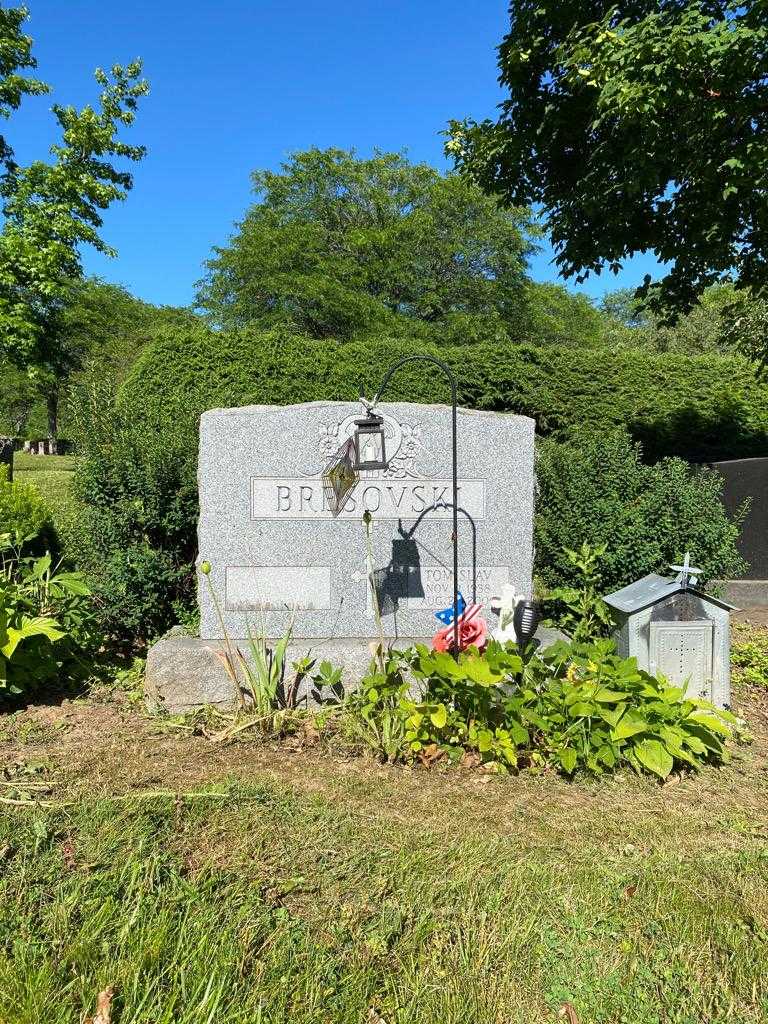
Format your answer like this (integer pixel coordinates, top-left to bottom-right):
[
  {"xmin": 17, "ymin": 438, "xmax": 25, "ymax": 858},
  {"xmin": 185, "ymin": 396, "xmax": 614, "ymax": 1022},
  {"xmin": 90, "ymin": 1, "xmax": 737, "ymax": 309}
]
[
  {"xmin": 709, "ymin": 457, "xmax": 768, "ymax": 607},
  {"xmin": 23, "ymin": 437, "xmax": 72, "ymax": 456},
  {"xmin": 709, "ymin": 458, "xmax": 768, "ymax": 577},
  {"xmin": 146, "ymin": 400, "xmax": 536, "ymax": 713}
]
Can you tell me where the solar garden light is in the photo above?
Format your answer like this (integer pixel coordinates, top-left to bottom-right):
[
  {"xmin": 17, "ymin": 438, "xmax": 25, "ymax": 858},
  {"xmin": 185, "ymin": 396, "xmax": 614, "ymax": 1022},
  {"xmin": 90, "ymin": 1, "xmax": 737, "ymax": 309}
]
[
  {"xmin": 355, "ymin": 354, "xmax": 461, "ymax": 655},
  {"xmin": 513, "ymin": 599, "xmax": 540, "ymax": 650}
]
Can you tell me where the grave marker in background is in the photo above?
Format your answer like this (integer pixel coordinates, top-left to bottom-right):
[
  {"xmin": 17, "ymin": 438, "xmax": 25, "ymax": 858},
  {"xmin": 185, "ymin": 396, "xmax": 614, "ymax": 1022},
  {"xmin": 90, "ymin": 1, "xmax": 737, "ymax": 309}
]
[{"xmin": 709, "ymin": 457, "xmax": 768, "ymax": 607}]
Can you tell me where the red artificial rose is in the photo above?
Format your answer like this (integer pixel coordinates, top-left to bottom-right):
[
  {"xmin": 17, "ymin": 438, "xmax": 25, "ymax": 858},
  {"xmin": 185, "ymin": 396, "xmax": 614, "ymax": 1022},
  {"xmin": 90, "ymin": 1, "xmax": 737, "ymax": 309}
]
[{"xmin": 432, "ymin": 612, "xmax": 488, "ymax": 653}]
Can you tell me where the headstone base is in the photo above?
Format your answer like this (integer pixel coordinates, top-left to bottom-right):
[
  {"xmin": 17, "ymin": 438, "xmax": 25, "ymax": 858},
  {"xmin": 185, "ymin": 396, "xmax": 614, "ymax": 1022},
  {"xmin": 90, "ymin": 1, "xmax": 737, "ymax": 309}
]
[{"xmin": 145, "ymin": 628, "xmax": 567, "ymax": 716}]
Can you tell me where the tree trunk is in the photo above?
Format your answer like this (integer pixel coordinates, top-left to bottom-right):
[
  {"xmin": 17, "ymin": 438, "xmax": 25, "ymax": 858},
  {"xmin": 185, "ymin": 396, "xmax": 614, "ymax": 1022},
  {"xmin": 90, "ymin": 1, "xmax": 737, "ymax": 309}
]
[{"xmin": 46, "ymin": 391, "xmax": 59, "ymax": 455}]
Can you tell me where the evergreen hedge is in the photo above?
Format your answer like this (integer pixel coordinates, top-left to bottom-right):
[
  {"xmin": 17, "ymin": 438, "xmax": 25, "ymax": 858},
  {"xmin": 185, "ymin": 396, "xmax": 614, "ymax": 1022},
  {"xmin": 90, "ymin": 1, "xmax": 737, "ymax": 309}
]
[{"xmin": 121, "ymin": 324, "xmax": 768, "ymax": 462}]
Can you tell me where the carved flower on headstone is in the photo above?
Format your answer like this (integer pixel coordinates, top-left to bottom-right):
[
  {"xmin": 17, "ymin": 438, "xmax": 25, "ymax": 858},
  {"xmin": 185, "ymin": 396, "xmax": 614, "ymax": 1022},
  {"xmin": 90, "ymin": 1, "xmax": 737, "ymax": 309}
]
[{"xmin": 317, "ymin": 423, "xmax": 341, "ymax": 464}]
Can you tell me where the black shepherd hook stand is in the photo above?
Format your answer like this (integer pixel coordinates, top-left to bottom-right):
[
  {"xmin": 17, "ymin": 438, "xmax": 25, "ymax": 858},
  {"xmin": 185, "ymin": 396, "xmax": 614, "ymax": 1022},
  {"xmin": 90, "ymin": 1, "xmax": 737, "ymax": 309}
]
[{"xmin": 361, "ymin": 354, "xmax": 460, "ymax": 655}]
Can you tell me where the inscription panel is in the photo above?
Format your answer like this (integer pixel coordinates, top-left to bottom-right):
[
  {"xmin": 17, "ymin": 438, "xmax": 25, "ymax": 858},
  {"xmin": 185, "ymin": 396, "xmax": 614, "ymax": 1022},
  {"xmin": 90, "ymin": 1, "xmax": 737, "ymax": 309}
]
[
  {"xmin": 369, "ymin": 564, "xmax": 509, "ymax": 618},
  {"xmin": 251, "ymin": 477, "xmax": 486, "ymax": 520},
  {"xmin": 226, "ymin": 566, "xmax": 331, "ymax": 611}
]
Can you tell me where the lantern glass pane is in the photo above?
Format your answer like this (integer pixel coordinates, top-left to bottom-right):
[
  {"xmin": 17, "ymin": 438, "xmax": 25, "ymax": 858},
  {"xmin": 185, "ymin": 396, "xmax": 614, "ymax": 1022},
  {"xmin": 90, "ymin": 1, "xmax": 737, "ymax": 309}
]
[{"xmin": 360, "ymin": 429, "xmax": 384, "ymax": 466}]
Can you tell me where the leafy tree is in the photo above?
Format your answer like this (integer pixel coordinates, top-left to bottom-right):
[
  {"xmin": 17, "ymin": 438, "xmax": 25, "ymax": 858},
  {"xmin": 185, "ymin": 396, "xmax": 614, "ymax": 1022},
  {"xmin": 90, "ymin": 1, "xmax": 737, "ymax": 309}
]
[
  {"xmin": 600, "ymin": 288, "xmax": 652, "ymax": 329},
  {"xmin": 196, "ymin": 147, "xmax": 537, "ymax": 340},
  {"xmin": 599, "ymin": 282, "xmax": 768, "ymax": 358},
  {"xmin": 0, "ymin": 360, "xmax": 37, "ymax": 435},
  {"xmin": 523, "ymin": 280, "xmax": 607, "ymax": 347},
  {"xmin": 0, "ymin": 4, "xmax": 48, "ymax": 170},
  {"xmin": 0, "ymin": 5, "xmax": 148, "ymax": 376},
  {"xmin": 3, "ymin": 278, "xmax": 196, "ymax": 438},
  {"xmin": 448, "ymin": 1, "xmax": 768, "ymax": 317},
  {"xmin": 726, "ymin": 296, "xmax": 768, "ymax": 374}
]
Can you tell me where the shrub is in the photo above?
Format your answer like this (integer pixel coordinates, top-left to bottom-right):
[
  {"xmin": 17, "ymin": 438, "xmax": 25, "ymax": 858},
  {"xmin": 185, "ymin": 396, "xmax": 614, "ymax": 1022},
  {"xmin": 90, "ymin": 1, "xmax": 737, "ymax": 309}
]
[
  {"xmin": 346, "ymin": 638, "xmax": 735, "ymax": 778},
  {"xmin": 523, "ymin": 639, "xmax": 734, "ymax": 778},
  {"xmin": 535, "ymin": 431, "xmax": 747, "ymax": 594},
  {"xmin": 122, "ymin": 324, "xmax": 768, "ymax": 462},
  {"xmin": 405, "ymin": 643, "xmax": 529, "ymax": 771},
  {"xmin": 0, "ymin": 464, "xmax": 52, "ymax": 548},
  {"xmin": 0, "ymin": 533, "xmax": 95, "ymax": 697},
  {"xmin": 68, "ymin": 376, "xmax": 196, "ymax": 645}
]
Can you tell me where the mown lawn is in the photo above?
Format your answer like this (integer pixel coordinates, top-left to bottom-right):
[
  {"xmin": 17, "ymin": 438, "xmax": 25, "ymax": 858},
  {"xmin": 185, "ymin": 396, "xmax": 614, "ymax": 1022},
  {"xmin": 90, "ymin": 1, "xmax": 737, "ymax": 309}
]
[
  {"xmin": 0, "ymin": 678, "xmax": 767, "ymax": 1024},
  {"xmin": 12, "ymin": 451, "xmax": 78, "ymax": 556},
  {"xmin": 13, "ymin": 452, "xmax": 75, "ymax": 512},
  {"xmin": 13, "ymin": 452, "xmax": 75, "ymax": 506}
]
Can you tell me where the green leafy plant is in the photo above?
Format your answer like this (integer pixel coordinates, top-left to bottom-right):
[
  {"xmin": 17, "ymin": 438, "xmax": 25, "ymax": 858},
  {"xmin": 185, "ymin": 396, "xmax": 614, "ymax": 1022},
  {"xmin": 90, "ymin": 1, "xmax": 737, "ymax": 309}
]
[
  {"xmin": 545, "ymin": 542, "xmax": 614, "ymax": 642},
  {"xmin": 112, "ymin": 656, "xmax": 147, "ymax": 704},
  {"xmin": 239, "ymin": 618, "xmax": 294, "ymax": 719},
  {"xmin": 522, "ymin": 639, "xmax": 735, "ymax": 779},
  {"xmin": 289, "ymin": 657, "xmax": 344, "ymax": 708},
  {"xmin": 732, "ymin": 627, "xmax": 768, "ymax": 689},
  {"xmin": 0, "ymin": 531, "xmax": 94, "ymax": 696},
  {"xmin": 0, "ymin": 464, "xmax": 52, "ymax": 549},
  {"xmin": 405, "ymin": 642, "xmax": 529, "ymax": 771},
  {"xmin": 343, "ymin": 634, "xmax": 734, "ymax": 779},
  {"xmin": 344, "ymin": 650, "xmax": 413, "ymax": 762},
  {"xmin": 199, "ymin": 560, "xmax": 300, "ymax": 734}
]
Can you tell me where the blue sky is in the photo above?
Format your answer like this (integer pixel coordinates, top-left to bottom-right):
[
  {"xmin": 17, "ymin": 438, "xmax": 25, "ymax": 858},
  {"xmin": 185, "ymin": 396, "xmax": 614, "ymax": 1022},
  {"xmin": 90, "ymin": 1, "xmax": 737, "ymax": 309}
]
[{"xmin": 11, "ymin": 0, "xmax": 661, "ymax": 310}]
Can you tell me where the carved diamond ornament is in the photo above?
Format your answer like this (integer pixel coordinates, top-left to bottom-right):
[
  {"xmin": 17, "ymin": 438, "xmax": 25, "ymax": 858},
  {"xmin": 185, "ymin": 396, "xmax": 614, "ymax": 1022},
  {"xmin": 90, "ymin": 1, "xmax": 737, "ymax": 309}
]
[{"xmin": 322, "ymin": 437, "xmax": 358, "ymax": 517}]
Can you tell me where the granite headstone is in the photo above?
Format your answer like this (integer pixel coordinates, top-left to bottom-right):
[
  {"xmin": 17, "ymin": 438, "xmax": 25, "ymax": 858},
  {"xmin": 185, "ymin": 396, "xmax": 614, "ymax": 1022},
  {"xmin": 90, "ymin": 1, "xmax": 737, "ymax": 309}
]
[
  {"xmin": 198, "ymin": 401, "xmax": 534, "ymax": 637},
  {"xmin": 147, "ymin": 400, "xmax": 536, "ymax": 712}
]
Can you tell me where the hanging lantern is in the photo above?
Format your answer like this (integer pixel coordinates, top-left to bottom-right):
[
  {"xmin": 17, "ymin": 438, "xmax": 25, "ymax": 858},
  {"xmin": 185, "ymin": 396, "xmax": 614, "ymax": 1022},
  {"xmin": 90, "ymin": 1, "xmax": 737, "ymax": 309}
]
[{"xmin": 353, "ymin": 410, "xmax": 387, "ymax": 471}]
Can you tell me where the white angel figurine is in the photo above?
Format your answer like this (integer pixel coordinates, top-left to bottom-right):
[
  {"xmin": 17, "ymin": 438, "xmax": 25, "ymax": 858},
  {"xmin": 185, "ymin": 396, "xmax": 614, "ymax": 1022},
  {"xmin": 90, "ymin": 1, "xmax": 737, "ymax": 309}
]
[{"xmin": 489, "ymin": 584, "xmax": 520, "ymax": 644}]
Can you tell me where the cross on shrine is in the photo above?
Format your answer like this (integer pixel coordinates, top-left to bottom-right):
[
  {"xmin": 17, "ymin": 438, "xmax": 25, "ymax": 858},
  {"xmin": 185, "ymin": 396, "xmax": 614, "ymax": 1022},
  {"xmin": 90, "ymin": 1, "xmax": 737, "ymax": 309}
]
[{"xmin": 669, "ymin": 551, "xmax": 702, "ymax": 590}]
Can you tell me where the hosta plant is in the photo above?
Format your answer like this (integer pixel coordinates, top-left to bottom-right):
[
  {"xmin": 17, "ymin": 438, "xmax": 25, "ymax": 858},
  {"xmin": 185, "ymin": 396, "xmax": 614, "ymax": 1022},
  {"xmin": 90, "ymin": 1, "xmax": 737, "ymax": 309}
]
[
  {"xmin": 344, "ymin": 636, "xmax": 735, "ymax": 779},
  {"xmin": 523, "ymin": 639, "xmax": 735, "ymax": 778},
  {"xmin": 0, "ymin": 532, "xmax": 94, "ymax": 695},
  {"xmin": 404, "ymin": 642, "xmax": 529, "ymax": 771}
]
